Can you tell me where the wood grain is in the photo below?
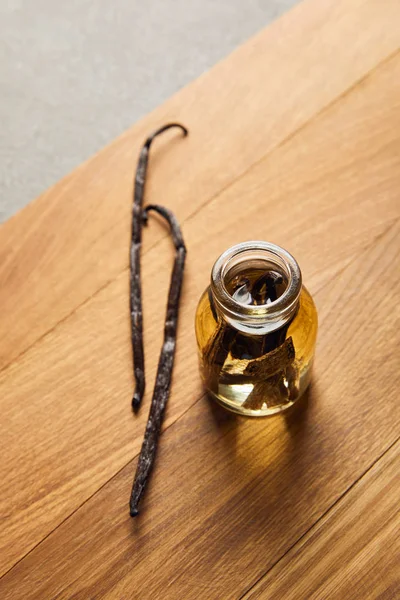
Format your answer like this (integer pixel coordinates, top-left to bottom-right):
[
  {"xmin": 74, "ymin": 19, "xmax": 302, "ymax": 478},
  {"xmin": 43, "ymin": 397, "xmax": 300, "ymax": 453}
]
[
  {"xmin": 1, "ymin": 219, "xmax": 399, "ymax": 598},
  {"xmin": 1, "ymin": 0, "xmax": 399, "ymax": 369},
  {"xmin": 1, "ymin": 0, "xmax": 400, "ymax": 595},
  {"xmin": 1, "ymin": 38, "xmax": 400, "ymax": 576},
  {"xmin": 244, "ymin": 441, "xmax": 400, "ymax": 599}
]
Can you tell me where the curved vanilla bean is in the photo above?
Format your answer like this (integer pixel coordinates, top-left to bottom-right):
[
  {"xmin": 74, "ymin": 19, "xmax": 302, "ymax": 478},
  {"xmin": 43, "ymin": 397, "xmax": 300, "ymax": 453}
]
[
  {"xmin": 130, "ymin": 123, "xmax": 188, "ymax": 411},
  {"xmin": 130, "ymin": 204, "xmax": 187, "ymax": 517}
]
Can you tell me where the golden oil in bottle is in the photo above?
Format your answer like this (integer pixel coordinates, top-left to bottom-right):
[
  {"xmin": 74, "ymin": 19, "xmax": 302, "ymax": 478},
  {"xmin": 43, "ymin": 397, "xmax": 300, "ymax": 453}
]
[{"xmin": 195, "ymin": 242, "xmax": 317, "ymax": 416}]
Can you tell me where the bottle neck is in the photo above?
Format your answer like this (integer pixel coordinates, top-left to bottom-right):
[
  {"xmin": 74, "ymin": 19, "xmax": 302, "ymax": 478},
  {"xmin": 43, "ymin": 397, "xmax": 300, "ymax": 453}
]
[{"xmin": 210, "ymin": 241, "xmax": 302, "ymax": 335}]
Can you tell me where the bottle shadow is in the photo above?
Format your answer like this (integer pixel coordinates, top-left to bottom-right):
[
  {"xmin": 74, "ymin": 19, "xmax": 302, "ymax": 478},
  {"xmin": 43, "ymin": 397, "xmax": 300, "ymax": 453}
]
[{"xmin": 202, "ymin": 382, "xmax": 322, "ymax": 534}]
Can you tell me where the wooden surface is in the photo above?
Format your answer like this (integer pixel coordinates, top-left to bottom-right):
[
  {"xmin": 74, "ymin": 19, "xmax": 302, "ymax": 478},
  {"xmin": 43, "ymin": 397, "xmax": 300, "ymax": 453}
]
[{"xmin": 0, "ymin": 0, "xmax": 399, "ymax": 597}]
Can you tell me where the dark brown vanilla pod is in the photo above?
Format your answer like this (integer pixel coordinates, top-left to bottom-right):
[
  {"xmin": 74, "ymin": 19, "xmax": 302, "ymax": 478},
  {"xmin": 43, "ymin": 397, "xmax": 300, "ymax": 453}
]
[
  {"xmin": 130, "ymin": 204, "xmax": 186, "ymax": 517},
  {"xmin": 130, "ymin": 123, "xmax": 188, "ymax": 411}
]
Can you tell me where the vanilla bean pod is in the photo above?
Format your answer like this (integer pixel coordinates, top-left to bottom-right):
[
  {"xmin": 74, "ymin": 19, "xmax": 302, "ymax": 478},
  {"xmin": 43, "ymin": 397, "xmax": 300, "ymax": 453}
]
[
  {"xmin": 130, "ymin": 204, "xmax": 187, "ymax": 517},
  {"xmin": 130, "ymin": 123, "xmax": 188, "ymax": 410}
]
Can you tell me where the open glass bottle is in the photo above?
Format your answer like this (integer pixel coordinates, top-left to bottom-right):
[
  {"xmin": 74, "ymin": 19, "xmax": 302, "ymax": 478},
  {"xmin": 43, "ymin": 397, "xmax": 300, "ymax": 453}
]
[{"xmin": 195, "ymin": 241, "xmax": 318, "ymax": 416}]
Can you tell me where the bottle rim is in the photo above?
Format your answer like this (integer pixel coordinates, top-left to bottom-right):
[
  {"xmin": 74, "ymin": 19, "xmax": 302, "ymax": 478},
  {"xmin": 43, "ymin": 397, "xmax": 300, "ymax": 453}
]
[{"xmin": 210, "ymin": 241, "xmax": 302, "ymax": 332}]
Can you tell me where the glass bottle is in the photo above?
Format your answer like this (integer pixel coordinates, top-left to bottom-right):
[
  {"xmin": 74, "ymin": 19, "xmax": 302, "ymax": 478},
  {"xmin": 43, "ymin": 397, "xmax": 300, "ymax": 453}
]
[{"xmin": 195, "ymin": 241, "xmax": 318, "ymax": 417}]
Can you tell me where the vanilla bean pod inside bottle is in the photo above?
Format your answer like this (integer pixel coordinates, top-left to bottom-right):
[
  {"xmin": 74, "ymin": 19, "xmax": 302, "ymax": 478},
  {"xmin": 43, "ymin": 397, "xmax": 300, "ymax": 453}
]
[{"xmin": 195, "ymin": 241, "xmax": 317, "ymax": 416}]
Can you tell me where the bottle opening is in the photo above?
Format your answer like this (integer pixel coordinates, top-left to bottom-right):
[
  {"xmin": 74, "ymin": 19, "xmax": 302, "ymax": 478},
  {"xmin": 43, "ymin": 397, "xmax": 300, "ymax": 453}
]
[
  {"xmin": 211, "ymin": 241, "xmax": 302, "ymax": 333},
  {"xmin": 225, "ymin": 264, "xmax": 288, "ymax": 307}
]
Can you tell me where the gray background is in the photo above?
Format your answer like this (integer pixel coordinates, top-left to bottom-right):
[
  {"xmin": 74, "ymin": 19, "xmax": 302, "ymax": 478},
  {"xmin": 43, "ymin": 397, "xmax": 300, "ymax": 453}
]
[{"xmin": 1, "ymin": 0, "xmax": 297, "ymax": 222}]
